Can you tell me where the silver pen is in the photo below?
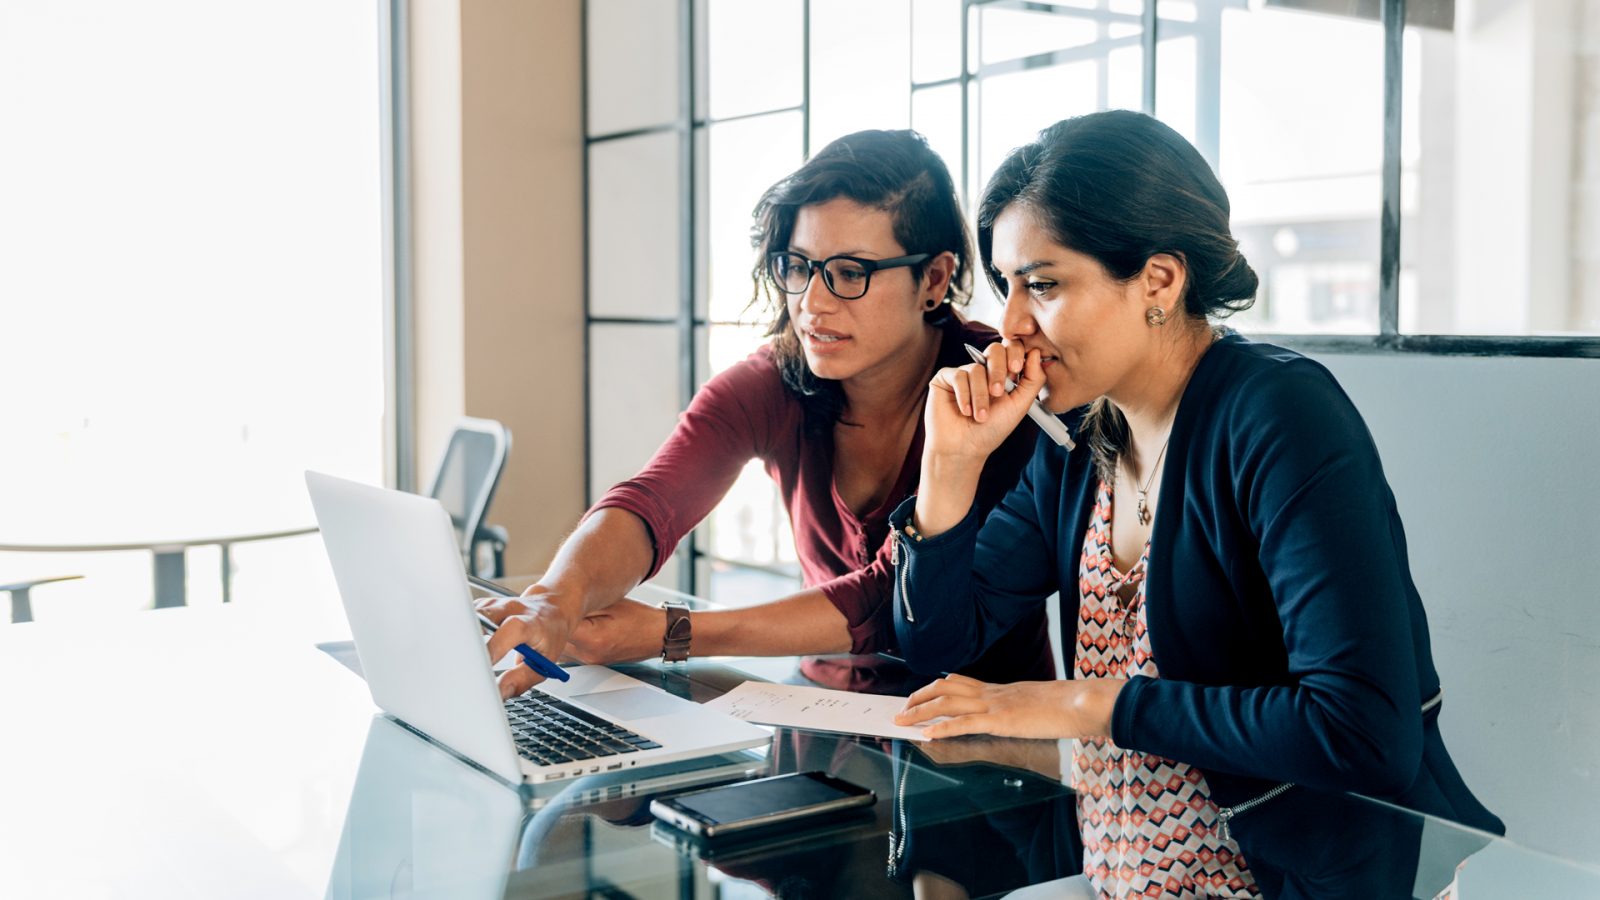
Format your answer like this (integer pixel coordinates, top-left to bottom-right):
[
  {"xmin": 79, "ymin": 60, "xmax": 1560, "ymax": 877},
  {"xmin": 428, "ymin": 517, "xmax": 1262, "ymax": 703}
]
[{"xmin": 963, "ymin": 343, "xmax": 1076, "ymax": 450}]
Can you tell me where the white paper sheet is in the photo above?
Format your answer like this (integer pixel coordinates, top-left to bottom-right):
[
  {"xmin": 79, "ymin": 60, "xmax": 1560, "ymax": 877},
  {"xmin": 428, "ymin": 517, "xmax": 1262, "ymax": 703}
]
[{"xmin": 703, "ymin": 681, "xmax": 942, "ymax": 742}]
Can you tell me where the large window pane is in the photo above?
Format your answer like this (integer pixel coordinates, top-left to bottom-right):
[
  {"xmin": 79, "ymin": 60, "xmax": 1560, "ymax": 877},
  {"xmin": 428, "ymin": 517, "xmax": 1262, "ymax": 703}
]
[
  {"xmin": 588, "ymin": 324, "xmax": 682, "ymax": 500},
  {"xmin": 586, "ymin": 0, "xmax": 682, "ymax": 136},
  {"xmin": 1400, "ymin": 0, "xmax": 1600, "ymax": 335},
  {"xmin": 703, "ymin": 112, "xmax": 804, "ymax": 324},
  {"xmin": 972, "ymin": 1, "xmax": 1146, "ymax": 201},
  {"xmin": 588, "ymin": 132, "xmax": 682, "ymax": 319},
  {"xmin": 911, "ymin": 83, "xmax": 964, "ymax": 186},
  {"xmin": 809, "ymin": 0, "xmax": 911, "ymax": 153},
  {"xmin": 912, "ymin": 0, "xmax": 963, "ymax": 84},
  {"xmin": 701, "ymin": 323, "xmax": 799, "ymax": 607},
  {"xmin": 705, "ymin": 0, "xmax": 803, "ymax": 119},
  {"xmin": 0, "ymin": 0, "xmax": 384, "ymax": 615},
  {"xmin": 978, "ymin": 4, "xmax": 1103, "ymax": 66},
  {"xmin": 978, "ymin": 63, "xmax": 1101, "ymax": 191},
  {"xmin": 1159, "ymin": 1, "xmax": 1383, "ymax": 334},
  {"xmin": 589, "ymin": 0, "xmax": 1600, "ymax": 614}
]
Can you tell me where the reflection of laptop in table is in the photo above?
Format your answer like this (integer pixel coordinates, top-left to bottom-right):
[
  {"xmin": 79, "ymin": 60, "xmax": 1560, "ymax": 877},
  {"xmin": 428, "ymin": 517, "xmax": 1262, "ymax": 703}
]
[
  {"xmin": 306, "ymin": 471, "xmax": 770, "ymax": 786},
  {"xmin": 328, "ymin": 715, "xmax": 768, "ymax": 900},
  {"xmin": 327, "ymin": 715, "xmax": 524, "ymax": 900}
]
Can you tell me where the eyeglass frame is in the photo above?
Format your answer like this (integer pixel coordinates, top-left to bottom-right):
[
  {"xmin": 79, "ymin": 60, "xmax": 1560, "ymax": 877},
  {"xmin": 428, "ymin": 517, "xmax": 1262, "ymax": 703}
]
[{"xmin": 766, "ymin": 251, "xmax": 932, "ymax": 301}]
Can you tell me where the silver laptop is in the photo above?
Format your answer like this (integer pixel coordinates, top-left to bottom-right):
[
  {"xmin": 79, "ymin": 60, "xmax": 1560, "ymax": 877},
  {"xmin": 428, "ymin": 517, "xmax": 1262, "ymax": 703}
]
[{"xmin": 306, "ymin": 470, "xmax": 770, "ymax": 785}]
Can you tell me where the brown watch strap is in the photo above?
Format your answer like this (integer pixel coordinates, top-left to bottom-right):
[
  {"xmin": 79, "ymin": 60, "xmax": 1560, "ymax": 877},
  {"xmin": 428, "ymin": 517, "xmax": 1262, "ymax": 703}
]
[{"xmin": 662, "ymin": 602, "xmax": 691, "ymax": 663}]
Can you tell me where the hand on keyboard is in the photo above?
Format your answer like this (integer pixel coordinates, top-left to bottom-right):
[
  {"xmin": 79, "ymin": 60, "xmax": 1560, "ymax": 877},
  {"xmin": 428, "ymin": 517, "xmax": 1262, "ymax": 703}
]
[{"xmin": 480, "ymin": 590, "xmax": 576, "ymax": 699}]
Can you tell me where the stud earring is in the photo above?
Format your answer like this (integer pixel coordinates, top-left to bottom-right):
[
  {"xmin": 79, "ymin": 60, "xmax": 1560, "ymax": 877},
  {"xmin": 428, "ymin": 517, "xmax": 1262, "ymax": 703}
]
[
  {"xmin": 1146, "ymin": 306, "xmax": 1168, "ymax": 327},
  {"xmin": 924, "ymin": 297, "xmax": 940, "ymax": 311}
]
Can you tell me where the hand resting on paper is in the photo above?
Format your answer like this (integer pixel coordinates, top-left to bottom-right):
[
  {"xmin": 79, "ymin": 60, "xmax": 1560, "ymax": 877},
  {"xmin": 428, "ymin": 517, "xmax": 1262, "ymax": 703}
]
[{"xmin": 894, "ymin": 673, "xmax": 1125, "ymax": 741}]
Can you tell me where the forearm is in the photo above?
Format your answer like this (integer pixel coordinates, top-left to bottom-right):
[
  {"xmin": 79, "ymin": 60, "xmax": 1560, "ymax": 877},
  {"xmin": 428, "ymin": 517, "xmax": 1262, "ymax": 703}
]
[
  {"xmin": 689, "ymin": 589, "xmax": 851, "ymax": 657},
  {"xmin": 535, "ymin": 508, "xmax": 656, "ymax": 619},
  {"xmin": 912, "ymin": 454, "xmax": 984, "ymax": 537},
  {"xmin": 1112, "ymin": 677, "xmax": 1420, "ymax": 796}
]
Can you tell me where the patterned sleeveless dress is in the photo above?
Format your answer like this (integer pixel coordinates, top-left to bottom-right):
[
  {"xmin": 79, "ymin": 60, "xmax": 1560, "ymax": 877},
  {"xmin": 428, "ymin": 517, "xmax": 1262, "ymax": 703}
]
[{"xmin": 1071, "ymin": 479, "xmax": 1259, "ymax": 898}]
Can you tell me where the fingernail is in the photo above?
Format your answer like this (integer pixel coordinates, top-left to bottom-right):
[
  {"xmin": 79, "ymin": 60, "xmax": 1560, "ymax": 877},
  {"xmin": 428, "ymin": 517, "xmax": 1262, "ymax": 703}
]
[{"xmin": 976, "ymin": 409, "xmax": 986, "ymax": 422}]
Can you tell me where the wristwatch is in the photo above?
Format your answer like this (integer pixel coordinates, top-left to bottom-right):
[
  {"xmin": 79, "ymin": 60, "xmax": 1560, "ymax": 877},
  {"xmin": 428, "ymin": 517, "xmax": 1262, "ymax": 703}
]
[{"xmin": 661, "ymin": 600, "xmax": 692, "ymax": 663}]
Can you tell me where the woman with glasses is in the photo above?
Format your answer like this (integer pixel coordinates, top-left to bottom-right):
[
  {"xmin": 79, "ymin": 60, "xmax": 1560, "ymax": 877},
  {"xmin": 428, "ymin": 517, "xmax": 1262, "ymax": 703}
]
[
  {"xmin": 888, "ymin": 111, "xmax": 1502, "ymax": 897},
  {"xmin": 479, "ymin": 129, "xmax": 1049, "ymax": 695}
]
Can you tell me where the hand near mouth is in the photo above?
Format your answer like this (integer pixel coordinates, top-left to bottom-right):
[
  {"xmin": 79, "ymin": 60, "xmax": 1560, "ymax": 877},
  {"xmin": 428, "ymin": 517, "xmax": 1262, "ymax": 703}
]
[
  {"xmin": 912, "ymin": 345, "xmax": 1048, "ymax": 537},
  {"xmin": 924, "ymin": 345, "xmax": 1047, "ymax": 463}
]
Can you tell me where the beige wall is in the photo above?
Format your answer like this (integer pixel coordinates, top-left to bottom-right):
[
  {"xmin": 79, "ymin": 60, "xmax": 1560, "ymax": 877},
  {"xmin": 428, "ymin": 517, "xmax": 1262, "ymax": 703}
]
[{"xmin": 410, "ymin": 0, "xmax": 586, "ymax": 575}]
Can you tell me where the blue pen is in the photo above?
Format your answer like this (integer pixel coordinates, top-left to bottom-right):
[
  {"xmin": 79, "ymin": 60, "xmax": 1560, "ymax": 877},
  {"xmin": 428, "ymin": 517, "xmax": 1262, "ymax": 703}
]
[
  {"xmin": 477, "ymin": 610, "xmax": 572, "ymax": 682},
  {"xmin": 513, "ymin": 643, "xmax": 571, "ymax": 682}
]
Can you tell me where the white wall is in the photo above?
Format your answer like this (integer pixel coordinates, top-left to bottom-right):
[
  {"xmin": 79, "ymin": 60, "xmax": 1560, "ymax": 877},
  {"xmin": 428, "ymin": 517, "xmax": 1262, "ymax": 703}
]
[{"xmin": 1313, "ymin": 351, "xmax": 1600, "ymax": 864}]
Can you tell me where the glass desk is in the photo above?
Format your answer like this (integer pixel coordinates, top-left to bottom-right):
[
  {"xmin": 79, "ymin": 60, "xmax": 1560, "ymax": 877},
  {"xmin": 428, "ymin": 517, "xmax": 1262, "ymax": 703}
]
[{"xmin": 1, "ymin": 602, "xmax": 1594, "ymax": 899}]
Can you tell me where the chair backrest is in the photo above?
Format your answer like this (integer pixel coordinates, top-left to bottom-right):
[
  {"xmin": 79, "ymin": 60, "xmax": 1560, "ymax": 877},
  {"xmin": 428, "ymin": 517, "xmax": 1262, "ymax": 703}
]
[{"xmin": 424, "ymin": 418, "xmax": 511, "ymax": 562}]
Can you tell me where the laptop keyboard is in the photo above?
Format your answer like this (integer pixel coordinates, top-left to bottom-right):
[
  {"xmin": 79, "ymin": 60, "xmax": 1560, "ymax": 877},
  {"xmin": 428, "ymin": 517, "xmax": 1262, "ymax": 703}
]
[{"xmin": 507, "ymin": 691, "xmax": 662, "ymax": 767}]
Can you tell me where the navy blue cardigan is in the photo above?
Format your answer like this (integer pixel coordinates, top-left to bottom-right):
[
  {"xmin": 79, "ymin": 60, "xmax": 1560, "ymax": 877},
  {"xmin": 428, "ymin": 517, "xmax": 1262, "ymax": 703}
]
[{"xmin": 890, "ymin": 333, "xmax": 1503, "ymax": 834}]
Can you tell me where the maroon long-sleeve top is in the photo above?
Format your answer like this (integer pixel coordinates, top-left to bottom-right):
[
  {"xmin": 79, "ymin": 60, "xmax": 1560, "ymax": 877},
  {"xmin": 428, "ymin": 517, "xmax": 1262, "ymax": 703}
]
[{"xmin": 592, "ymin": 316, "xmax": 1053, "ymax": 688}]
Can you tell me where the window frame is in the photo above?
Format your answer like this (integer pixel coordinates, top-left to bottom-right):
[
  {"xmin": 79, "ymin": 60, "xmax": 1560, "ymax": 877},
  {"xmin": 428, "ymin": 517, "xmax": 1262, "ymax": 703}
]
[{"xmin": 579, "ymin": 0, "xmax": 1600, "ymax": 595}]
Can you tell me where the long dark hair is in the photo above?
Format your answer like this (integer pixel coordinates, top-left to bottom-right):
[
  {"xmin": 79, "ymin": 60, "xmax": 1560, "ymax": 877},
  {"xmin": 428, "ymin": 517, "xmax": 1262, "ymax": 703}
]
[
  {"xmin": 749, "ymin": 129, "xmax": 974, "ymax": 435},
  {"xmin": 975, "ymin": 110, "xmax": 1259, "ymax": 480}
]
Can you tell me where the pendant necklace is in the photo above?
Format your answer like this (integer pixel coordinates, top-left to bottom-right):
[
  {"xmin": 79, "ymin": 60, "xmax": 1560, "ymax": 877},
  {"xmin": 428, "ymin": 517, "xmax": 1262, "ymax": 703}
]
[{"xmin": 1131, "ymin": 436, "xmax": 1171, "ymax": 527}]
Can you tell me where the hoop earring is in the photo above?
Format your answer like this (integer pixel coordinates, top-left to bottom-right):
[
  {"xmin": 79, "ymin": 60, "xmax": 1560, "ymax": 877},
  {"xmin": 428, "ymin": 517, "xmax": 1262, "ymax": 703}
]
[{"xmin": 1145, "ymin": 306, "xmax": 1168, "ymax": 327}]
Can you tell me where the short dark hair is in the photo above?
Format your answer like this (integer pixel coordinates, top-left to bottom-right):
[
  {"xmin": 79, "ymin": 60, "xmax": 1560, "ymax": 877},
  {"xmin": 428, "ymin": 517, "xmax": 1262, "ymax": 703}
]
[
  {"xmin": 975, "ymin": 110, "xmax": 1260, "ymax": 479},
  {"xmin": 748, "ymin": 129, "xmax": 974, "ymax": 435}
]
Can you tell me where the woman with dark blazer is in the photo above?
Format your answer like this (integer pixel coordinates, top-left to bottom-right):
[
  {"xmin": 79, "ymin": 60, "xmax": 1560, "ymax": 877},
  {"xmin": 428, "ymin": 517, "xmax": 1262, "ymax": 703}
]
[{"xmin": 888, "ymin": 110, "xmax": 1502, "ymax": 898}]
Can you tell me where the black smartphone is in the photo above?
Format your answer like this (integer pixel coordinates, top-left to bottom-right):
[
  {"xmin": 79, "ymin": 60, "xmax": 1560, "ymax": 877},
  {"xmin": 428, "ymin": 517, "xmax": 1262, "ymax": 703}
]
[{"xmin": 649, "ymin": 771, "xmax": 875, "ymax": 839}]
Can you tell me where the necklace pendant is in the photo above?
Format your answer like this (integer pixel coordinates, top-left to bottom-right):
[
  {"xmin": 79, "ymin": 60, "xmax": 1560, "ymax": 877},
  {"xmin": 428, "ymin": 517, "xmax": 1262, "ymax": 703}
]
[{"xmin": 1136, "ymin": 494, "xmax": 1151, "ymax": 526}]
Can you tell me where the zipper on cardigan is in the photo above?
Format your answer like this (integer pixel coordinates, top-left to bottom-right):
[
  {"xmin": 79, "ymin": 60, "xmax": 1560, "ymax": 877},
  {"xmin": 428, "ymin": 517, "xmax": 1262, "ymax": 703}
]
[
  {"xmin": 1216, "ymin": 782, "xmax": 1294, "ymax": 842},
  {"xmin": 892, "ymin": 530, "xmax": 914, "ymax": 622},
  {"xmin": 1214, "ymin": 688, "xmax": 1444, "ymax": 843}
]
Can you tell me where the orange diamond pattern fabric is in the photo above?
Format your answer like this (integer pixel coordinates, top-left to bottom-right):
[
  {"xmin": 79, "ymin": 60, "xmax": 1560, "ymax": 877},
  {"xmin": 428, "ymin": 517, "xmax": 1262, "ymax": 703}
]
[{"xmin": 1071, "ymin": 479, "xmax": 1259, "ymax": 899}]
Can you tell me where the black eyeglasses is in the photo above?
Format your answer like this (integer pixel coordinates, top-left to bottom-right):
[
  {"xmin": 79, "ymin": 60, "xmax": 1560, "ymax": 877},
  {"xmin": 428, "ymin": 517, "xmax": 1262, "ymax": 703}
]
[{"xmin": 767, "ymin": 251, "xmax": 930, "ymax": 301}]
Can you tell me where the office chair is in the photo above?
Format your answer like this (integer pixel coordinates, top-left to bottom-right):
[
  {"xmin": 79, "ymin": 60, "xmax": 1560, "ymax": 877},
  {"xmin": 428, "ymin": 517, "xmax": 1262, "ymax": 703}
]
[
  {"xmin": 425, "ymin": 418, "xmax": 512, "ymax": 579},
  {"xmin": 2, "ymin": 575, "xmax": 82, "ymax": 624}
]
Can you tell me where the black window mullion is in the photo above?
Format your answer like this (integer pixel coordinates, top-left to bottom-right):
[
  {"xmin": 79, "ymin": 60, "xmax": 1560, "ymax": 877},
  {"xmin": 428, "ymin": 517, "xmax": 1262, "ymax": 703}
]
[
  {"xmin": 1142, "ymin": 0, "xmax": 1157, "ymax": 116},
  {"xmin": 1258, "ymin": 334, "xmax": 1600, "ymax": 359},
  {"xmin": 907, "ymin": 0, "xmax": 915, "ymax": 131},
  {"xmin": 802, "ymin": 0, "xmax": 812, "ymax": 156},
  {"xmin": 678, "ymin": 0, "xmax": 699, "ymax": 596},
  {"xmin": 961, "ymin": 0, "xmax": 974, "ymax": 206},
  {"xmin": 587, "ymin": 122, "xmax": 684, "ymax": 145},
  {"xmin": 581, "ymin": 0, "xmax": 593, "ymax": 506},
  {"xmin": 382, "ymin": 0, "xmax": 416, "ymax": 492},
  {"xmin": 697, "ymin": 104, "xmax": 805, "ymax": 129},
  {"xmin": 1379, "ymin": 0, "xmax": 1405, "ymax": 338}
]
